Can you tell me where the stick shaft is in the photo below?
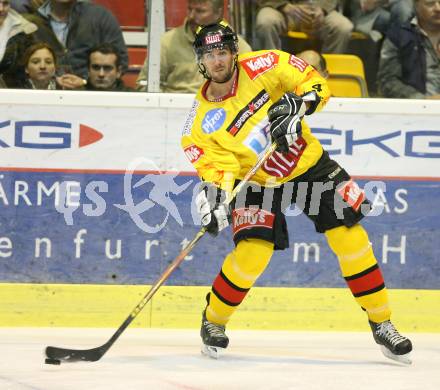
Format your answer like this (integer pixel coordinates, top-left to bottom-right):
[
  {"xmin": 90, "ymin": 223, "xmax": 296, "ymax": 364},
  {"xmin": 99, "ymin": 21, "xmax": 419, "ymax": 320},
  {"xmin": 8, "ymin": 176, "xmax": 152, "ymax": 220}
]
[{"xmin": 45, "ymin": 143, "xmax": 277, "ymax": 363}]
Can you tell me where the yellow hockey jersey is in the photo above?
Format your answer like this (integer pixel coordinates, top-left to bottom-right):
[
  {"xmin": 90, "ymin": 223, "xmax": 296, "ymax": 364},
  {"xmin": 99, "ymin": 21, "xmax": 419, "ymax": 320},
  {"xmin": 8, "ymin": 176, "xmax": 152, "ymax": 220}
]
[{"xmin": 181, "ymin": 49, "xmax": 331, "ymax": 192}]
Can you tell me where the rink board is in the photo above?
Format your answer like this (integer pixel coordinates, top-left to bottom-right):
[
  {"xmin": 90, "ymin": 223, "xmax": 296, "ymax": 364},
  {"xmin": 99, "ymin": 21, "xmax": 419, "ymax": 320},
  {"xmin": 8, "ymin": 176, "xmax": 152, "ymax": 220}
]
[
  {"xmin": 1, "ymin": 284, "xmax": 439, "ymax": 332},
  {"xmin": 0, "ymin": 172, "xmax": 438, "ymax": 289},
  {"xmin": 0, "ymin": 92, "xmax": 439, "ymax": 329}
]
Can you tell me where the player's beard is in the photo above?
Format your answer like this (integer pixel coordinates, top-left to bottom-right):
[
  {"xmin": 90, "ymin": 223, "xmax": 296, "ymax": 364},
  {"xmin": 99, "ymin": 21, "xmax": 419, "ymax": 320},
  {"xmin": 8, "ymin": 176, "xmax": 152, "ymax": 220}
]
[{"xmin": 209, "ymin": 59, "xmax": 236, "ymax": 84}]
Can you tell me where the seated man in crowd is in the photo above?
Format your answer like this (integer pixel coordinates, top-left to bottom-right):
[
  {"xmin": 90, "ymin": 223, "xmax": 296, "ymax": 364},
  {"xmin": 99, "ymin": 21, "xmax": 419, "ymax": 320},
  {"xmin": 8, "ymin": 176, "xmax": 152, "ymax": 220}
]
[
  {"xmin": 24, "ymin": 0, "xmax": 128, "ymax": 89},
  {"xmin": 255, "ymin": 0, "xmax": 353, "ymax": 53},
  {"xmin": 10, "ymin": 0, "xmax": 44, "ymax": 13},
  {"xmin": 347, "ymin": 0, "xmax": 415, "ymax": 39},
  {"xmin": 136, "ymin": 0, "xmax": 252, "ymax": 93},
  {"xmin": 0, "ymin": 0, "xmax": 37, "ymax": 88},
  {"xmin": 347, "ymin": 0, "xmax": 391, "ymax": 39},
  {"xmin": 377, "ymin": 0, "xmax": 440, "ymax": 99},
  {"xmin": 85, "ymin": 43, "xmax": 132, "ymax": 92},
  {"xmin": 388, "ymin": 0, "xmax": 415, "ymax": 23}
]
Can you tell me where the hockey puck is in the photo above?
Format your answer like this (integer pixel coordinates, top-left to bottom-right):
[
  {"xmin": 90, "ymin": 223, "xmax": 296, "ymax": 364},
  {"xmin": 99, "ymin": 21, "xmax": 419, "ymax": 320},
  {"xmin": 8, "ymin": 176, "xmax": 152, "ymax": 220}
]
[{"xmin": 45, "ymin": 358, "xmax": 61, "ymax": 365}]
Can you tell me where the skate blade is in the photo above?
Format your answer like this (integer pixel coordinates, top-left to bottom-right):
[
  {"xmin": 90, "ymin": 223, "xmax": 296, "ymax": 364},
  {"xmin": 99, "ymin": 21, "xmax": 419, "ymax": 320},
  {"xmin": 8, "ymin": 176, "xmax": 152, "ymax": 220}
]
[
  {"xmin": 201, "ymin": 344, "xmax": 225, "ymax": 359},
  {"xmin": 380, "ymin": 345, "xmax": 412, "ymax": 365}
]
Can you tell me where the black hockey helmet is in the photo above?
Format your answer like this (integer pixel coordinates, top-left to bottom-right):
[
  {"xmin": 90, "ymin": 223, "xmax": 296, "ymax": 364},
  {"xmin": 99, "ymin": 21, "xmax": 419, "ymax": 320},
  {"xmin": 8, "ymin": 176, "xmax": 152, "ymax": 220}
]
[{"xmin": 193, "ymin": 20, "xmax": 239, "ymax": 61}]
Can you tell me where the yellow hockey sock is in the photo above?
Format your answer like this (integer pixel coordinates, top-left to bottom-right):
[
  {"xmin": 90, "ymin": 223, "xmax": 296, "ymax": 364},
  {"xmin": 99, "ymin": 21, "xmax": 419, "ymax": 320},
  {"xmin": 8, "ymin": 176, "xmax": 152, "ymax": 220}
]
[
  {"xmin": 206, "ymin": 238, "xmax": 274, "ymax": 325},
  {"xmin": 325, "ymin": 224, "xmax": 391, "ymax": 323}
]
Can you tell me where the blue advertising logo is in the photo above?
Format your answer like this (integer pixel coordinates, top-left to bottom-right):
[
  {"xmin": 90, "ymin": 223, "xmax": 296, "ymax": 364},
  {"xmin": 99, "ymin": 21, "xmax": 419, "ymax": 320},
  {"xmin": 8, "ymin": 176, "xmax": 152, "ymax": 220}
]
[
  {"xmin": 0, "ymin": 120, "xmax": 103, "ymax": 149},
  {"xmin": 311, "ymin": 128, "xmax": 440, "ymax": 158},
  {"xmin": 202, "ymin": 108, "xmax": 226, "ymax": 134}
]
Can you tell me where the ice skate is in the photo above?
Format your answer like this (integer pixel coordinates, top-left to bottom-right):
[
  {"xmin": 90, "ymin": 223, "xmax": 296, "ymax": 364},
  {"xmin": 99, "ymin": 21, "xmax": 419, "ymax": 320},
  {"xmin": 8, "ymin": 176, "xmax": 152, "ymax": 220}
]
[
  {"xmin": 369, "ymin": 320, "xmax": 413, "ymax": 364},
  {"xmin": 200, "ymin": 311, "xmax": 229, "ymax": 359}
]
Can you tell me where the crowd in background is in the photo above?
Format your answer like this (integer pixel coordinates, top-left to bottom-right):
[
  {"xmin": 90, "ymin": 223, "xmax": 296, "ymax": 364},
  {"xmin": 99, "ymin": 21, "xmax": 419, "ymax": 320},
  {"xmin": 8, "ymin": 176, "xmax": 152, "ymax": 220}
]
[
  {"xmin": 0, "ymin": 0, "xmax": 439, "ymax": 98},
  {"xmin": 0, "ymin": 0, "xmax": 131, "ymax": 91}
]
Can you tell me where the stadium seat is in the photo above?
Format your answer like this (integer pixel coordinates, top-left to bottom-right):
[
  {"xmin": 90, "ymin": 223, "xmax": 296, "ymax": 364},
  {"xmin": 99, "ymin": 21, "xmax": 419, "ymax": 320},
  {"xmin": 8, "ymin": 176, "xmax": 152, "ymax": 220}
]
[
  {"xmin": 322, "ymin": 54, "xmax": 368, "ymax": 98},
  {"xmin": 283, "ymin": 30, "xmax": 368, "ymax": 54},
  {"xmin": 128, "ymin": 47, "xmax": 148, "ymax": 67},
  {"xmin": 124, "ymin": 47, "xmax": 148, "ymax": 89},
  {"xmin": 122, "ymin": 69, "xmax": 141, "ymax": 89},
  {"xmin": 94, "ymin": 0, "xmax": 146, "ymax": 30}
]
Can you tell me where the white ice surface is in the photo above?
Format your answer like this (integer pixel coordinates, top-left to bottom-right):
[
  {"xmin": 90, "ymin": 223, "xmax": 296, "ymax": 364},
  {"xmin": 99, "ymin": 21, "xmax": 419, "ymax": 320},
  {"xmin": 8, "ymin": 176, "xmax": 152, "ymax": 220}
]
[{"xmin": 0, "ymin": 328, "xmax": 439, "ymax": 390}]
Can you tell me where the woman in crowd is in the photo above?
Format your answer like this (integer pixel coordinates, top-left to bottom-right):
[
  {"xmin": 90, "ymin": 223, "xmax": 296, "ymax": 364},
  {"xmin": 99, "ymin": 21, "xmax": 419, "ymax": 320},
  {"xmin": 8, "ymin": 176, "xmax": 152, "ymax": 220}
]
[
  {"xmin": 22, "ymin": 42, "xmax": 58, "ymax": 89},
  {"xmin": 0, "ymin": 0, "xmax": 36, "ymax": 87}
]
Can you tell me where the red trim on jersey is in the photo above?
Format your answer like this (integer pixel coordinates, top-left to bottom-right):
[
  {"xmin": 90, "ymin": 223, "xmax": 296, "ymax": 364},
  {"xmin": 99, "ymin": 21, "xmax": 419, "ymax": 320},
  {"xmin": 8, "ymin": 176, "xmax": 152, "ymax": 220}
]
[{"xmin": 202, "ymin": 69, "xmax": 239, "ymax": 102}]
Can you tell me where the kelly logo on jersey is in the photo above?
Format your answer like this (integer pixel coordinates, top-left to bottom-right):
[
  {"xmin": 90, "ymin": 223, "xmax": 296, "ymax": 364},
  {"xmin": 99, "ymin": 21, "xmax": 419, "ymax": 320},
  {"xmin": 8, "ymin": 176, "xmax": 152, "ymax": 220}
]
[
  {"xmin": 202, "ymin": 108, "xmax": 226, "ymax": 134},
  {"xmin": 241, "ymin": 52, "xmax": 280, "ymax": 80},
  {"xmin": 232, "ymin": 208, "xmax": 275, "ymax": 235}
]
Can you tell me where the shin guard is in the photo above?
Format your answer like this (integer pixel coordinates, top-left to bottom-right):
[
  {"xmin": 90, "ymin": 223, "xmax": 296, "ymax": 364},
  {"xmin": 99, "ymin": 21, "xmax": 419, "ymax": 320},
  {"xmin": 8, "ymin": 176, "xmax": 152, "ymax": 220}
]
[
  {"xmin": 325, "ymin": 224, "xmax": 391, "ymax": 323},
  {"xmin": 206, "ymin": 238, "xmax": 274, "ymax": 325}
]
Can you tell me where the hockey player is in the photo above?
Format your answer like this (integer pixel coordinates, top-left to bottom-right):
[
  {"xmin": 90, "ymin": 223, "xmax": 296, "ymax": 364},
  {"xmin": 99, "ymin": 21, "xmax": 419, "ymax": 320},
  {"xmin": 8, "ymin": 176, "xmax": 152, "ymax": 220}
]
[{"xmin": 181, "ymin": 20, "xmax": 413, "ymax": 363}]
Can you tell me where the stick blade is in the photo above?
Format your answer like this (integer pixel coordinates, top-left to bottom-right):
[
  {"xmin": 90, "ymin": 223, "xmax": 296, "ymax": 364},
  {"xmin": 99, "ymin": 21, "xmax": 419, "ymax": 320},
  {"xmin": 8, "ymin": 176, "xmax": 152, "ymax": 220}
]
[{"xmin": 45, "ymin": 345, "xmax": 105, "ymax": 363}]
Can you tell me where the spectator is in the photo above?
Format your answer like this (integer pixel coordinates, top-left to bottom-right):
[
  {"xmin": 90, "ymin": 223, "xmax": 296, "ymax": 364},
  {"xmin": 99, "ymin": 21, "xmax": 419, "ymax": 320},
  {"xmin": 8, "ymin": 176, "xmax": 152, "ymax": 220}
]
[
  {"xmin": 22, "ymin": 41, "xmax": 58, "ymax": 88},
  {"xmin": 0, "ymin": 0, "xmax": 37, "ymax": 88},
  {"xmin": 23, "ymin": 0, "xmax": 128, "ymax": 88},
  {"xmin": 377, "ymin": 0, "xmax": 440, "ymax": 99},
  {"xmin": 347, "ymin": 1, "xmax": 390, "ymax": 39},
  {"xmin": 11, "ymin": 0, "xmax": 44, "ymax": 13},
  {"xmin": 85, "ymin": 43, "xmax": 132, "ymax": 91},
  {"xmin": 297, "ymin": 49, "xmax": 329, "ymax": 78},
  {"xmin": 136, "ymin": 0, "xmax": 252, "ymax": 93},
  {"xmin": 255, "ymin": 0, "xmax": 353, "ymax": 53},
  {"xmin": 346, "ymin": 1, "xmax": 415, "ymax": 38},
  {"xmin": 389, "ymin": 0, "xmax": 415, "ymax": 23}
]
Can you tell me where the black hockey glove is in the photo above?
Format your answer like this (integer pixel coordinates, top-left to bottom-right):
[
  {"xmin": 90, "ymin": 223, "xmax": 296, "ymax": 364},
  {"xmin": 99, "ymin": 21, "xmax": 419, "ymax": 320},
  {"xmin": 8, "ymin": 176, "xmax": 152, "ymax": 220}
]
[
  {"xmin": 196, "ymin": 182, "xmax": 230, "ymax": 236},
  {"xmin": 268, "ymin": 92, "xmax": 307, "ymax": 153}
]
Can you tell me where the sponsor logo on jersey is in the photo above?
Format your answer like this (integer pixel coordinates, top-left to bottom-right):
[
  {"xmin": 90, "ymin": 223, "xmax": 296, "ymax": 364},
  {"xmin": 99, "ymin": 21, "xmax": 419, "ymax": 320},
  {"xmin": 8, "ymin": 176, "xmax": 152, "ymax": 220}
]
[
  {"xmin": 226, "ymin": 90, "xmax": 270, "ymax": 136},
  {"xmin": 241, "ymin": 51, "xmax": 280, "ymax": 80},
  {"xmin": 232, "ymin": 208, "xmax": 275, "ymax": 235},
  {"xmin": 288, "ymin": 55, "xmax": 308, "ymax": 72},
  {"xmin": 205, "ymin": 34, "xmax": 222, "ymax": 45},
  {"xmin": 182, "ymin": 100, "xmax": 199, "ymax": 136},
  {"xmin": 262, "ymin": 137, "xmax": 307, "ymax": 177},
  {"xmin": 183, "ymin": 144, "xmax": 204, "ymax": 164},
  {"xmin": 336, "ymin": 179, "xmax": 366, "ymax": 211},
  {"xmin": 243, "ymin": 121, "xmax": 271, "ymax": 155},
  {"xmin": 0, "ymin": 120, "xmax": 103, "ymax": 149},
  {"xmin": 202, "ymin": 108, "xmax": 226, "ymax": 134}
]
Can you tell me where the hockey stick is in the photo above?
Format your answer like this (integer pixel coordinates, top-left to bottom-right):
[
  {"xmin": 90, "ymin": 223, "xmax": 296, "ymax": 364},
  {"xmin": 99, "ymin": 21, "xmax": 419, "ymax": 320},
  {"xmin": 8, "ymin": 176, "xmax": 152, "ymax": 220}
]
[{"xmin": 45, "ymin": 141, "xmax": 278, "ymax": 364}]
